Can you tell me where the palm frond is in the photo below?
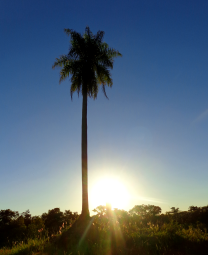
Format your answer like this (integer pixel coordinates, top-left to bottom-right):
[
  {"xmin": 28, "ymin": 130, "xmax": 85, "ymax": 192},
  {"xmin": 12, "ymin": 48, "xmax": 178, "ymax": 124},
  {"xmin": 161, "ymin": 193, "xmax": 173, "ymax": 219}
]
[
  {"xmin": 52, "ymin": 55, "xmax": 68, "ymax": 69},
  {"xmin": 64, "ymin": 28, "xmax": 73, "ymax": 36}
]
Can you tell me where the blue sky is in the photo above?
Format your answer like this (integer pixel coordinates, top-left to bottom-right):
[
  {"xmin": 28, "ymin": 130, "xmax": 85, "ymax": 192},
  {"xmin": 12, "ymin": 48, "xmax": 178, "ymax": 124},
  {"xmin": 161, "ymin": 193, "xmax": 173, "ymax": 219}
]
[{"xmin": 1, "ymin": 0, "xmax": 208, "ymax": 216}]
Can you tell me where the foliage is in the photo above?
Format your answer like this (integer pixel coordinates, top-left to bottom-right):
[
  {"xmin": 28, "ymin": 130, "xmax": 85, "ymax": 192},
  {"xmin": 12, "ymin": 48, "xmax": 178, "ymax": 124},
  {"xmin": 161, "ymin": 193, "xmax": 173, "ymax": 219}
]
[
  {"xmin": 52, "ymin": 26, "xmax": 122, "ymax": 99},
  {"xmin": 1, "ymin": 205, "xmax": 208, "ymax": 254},
  {"xmin": 129, "ymin": 204, "xmax": 162, "ymax": 218},
  {"xmin": 0, "ymin": 208, "xmax": 78, "ymax": 249}
]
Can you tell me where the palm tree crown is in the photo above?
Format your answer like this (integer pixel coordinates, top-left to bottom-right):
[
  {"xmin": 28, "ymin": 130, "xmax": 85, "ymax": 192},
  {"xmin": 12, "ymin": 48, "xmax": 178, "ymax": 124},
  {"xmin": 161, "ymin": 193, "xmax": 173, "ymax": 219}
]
[
  {"xmin": 52, "ymin": 26, "xmax": 122, "ymax": 99},
  {"xmin": 53, "ymin": 27, "xmax": 122, "ymax": 219}
]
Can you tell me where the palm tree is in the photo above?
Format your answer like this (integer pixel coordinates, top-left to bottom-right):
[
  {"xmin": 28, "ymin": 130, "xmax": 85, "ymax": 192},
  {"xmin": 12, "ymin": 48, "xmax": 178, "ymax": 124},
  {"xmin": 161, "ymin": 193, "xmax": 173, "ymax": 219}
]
[{"xmin": 52, "ymin": 27, "xmax": 122, "ymax": 220}]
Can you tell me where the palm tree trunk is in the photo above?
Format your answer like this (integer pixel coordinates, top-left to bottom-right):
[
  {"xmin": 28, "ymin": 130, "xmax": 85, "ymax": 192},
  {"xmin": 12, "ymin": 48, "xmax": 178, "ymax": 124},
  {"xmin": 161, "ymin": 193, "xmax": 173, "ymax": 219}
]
[{"xmin": 81, "ymin": 88, "xmax": 89, "ymax": 219}]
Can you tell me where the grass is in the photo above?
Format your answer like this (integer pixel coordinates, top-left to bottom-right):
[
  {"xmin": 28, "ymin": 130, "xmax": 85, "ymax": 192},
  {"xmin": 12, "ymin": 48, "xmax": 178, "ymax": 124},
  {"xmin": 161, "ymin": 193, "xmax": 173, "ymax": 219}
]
[{"xmin": 0, "ymin": 238, "xmax": 47, "ymax": 255}]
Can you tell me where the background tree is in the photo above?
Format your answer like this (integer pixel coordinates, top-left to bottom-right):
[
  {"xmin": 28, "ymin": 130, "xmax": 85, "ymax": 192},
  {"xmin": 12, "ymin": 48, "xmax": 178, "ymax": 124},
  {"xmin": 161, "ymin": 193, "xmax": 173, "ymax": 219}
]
[
  {"xmin": 27, "ymin": 216, "xmax": 45, "ymax": 239},
  {"xmin": 53, "ymin": 27, "xmax": 122, "ymax": 219},
  {"xmin": 64, "ymin": 210, "xmax": 78, "ymax": 225},
  {"xmin": 0, "ymin": 209, "xmax": 25, "ymax": 247},
  {"xmin": 21, "ymin": 209, "xmax": 32, "ymax": 227},
  {"xmin": 170, "ymin": 207, "xmax": 179, "ymax": 214},
  {"xmin": 0, "ymin": 209, "xmax": 19, "ymax": 226},
  {"xmin": 42, "ymin": 208, "xmax": 64, "ymax": 235},
  {"xmin": 188, "ymin": 206, "xmax": 199, "ymax": 212},
  {"xmin": 129, "ymin": 204, "xmax": 161, "ymax": 217}
]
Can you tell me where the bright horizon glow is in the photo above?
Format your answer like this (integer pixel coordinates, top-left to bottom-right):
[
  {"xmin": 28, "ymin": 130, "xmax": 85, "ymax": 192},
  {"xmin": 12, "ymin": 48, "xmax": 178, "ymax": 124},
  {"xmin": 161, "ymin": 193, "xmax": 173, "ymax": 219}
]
[{"xmin": 90, "ymin": 177, "xmax": 130, "ymax": 211}]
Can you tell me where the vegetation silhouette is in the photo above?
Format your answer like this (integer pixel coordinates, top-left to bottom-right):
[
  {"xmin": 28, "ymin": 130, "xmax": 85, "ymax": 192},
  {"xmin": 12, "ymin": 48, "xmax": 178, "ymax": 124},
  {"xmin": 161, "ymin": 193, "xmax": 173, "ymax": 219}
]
[
  {"xmin": 52, "ymin": 26, "xmax": 122, "ymax": 221},
  {"xmin": 1, "ymin": 204, "xmax": 208, "ymax": 254}
]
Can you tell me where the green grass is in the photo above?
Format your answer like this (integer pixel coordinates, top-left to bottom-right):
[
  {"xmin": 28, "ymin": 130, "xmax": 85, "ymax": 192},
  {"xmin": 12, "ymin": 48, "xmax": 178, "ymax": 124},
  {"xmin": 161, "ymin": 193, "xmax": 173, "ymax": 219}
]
[{"xmin": 0, "ymin": 238, "xmax": 47, "ymax": 255}]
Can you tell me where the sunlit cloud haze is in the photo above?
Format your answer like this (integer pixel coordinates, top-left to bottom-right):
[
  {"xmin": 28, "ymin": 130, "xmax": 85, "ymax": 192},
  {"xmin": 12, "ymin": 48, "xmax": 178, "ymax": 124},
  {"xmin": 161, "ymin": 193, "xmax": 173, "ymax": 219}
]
[{"xmin": 1, "ymin": 0, "xmax": 208, "ymax": 217}]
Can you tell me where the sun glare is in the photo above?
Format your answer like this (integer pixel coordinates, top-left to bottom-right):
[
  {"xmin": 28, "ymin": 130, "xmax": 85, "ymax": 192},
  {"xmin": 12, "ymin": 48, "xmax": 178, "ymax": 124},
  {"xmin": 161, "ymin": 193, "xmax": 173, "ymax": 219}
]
[{"xmin": 90, "ymin": 177, "xmax": 129, "ymax": 210}]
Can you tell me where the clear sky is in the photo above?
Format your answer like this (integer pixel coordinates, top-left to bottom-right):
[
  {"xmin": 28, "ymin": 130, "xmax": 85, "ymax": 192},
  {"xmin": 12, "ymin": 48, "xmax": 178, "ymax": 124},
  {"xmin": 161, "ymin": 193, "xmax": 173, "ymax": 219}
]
[{"xmin": 1, "ymin": 0, "xmax": 208, "ymax": 216}]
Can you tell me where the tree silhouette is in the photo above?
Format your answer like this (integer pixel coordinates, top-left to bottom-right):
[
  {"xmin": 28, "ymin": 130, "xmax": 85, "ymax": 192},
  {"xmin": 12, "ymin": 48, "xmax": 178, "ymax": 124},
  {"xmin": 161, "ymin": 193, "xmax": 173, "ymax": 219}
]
[
  {"xmin": 53, "ymin": 27, "xmax": 122, "ymax": 219},
  {"xmin": 129, "ymin": 204, "xmax": 162, "ymax": 217},
  {"xmin": 42, "ymin": 208, "xmax": 63, "ymax": 234}
]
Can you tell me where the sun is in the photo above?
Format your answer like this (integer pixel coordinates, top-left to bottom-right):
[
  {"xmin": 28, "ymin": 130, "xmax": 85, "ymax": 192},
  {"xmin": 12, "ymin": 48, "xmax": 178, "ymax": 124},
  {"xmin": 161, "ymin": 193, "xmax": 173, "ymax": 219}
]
[{"xmin": 90, "ymin": 177, "xmax": 129, "ymax": 210}]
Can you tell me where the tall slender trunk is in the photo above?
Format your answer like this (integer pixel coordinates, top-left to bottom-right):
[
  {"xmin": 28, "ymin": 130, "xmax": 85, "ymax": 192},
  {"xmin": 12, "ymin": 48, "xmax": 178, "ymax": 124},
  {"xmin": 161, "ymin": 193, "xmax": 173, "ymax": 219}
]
[{"xmin": 81, "ymin": 88, "xmax": 89, "ymax": 219}]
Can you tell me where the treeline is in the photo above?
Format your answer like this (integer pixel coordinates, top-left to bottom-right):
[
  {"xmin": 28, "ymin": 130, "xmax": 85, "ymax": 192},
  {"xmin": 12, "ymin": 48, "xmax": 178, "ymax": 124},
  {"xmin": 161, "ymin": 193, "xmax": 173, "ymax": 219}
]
[
  {"xmin": 129, "ymin": 204, "xmax": 208, "ymax": 226},
  {"xmin": 1, "ymin": 204, "xmax": 208, "ymax": 249},
  {"xmin": 93, "ymin": 204, "xmax": 208, "ymax": 230},
  {"xmin": 0, "ymin": 208, "xmax": 78, "ymax": 248}
]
